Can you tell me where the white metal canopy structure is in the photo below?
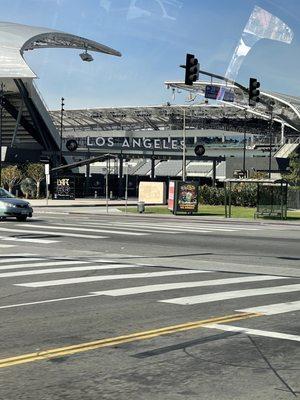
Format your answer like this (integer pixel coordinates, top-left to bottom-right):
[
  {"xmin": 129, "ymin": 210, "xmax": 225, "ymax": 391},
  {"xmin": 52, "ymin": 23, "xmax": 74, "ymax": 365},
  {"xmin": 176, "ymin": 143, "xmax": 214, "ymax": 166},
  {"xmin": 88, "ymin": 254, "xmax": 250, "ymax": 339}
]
[
  {"xmin": 0, "ymin": 21, "xmax": 121, "ymax": 165},
  {"xmin": 165, "ymin": 81, "xmax": 300, "ymax": 133},
  {"xmin": 0, "ymin": 21, "xmax": 121, "ymax": 79}
]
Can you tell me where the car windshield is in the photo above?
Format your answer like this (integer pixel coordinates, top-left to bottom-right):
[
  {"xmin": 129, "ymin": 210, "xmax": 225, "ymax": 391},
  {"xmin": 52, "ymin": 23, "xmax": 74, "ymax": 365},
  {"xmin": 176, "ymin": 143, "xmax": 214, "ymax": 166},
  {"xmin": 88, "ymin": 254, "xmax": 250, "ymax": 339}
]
[{"xmin": 0, "ymin": 188, "xmax": 14, "ymax": 198}]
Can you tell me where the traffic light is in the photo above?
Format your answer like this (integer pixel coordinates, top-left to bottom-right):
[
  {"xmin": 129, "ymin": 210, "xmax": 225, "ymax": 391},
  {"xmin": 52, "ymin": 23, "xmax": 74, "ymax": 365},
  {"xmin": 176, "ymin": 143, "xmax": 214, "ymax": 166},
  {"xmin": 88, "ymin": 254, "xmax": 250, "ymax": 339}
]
[
  {"xmin": 249, "ymin": 78, "xmax": 260, "ymax": 106},
  {"xmin": 194, "ymin": 143, "xmax": 205, "ymax": 157},
  {"xmin": 184, "ymin": 53, "xmax": 199, "ymax": 86}
]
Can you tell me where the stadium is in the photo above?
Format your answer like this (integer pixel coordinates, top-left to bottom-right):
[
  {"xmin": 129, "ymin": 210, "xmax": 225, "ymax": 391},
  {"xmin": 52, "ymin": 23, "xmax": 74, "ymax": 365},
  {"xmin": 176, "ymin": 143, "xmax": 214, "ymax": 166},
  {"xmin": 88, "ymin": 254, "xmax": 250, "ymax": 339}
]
[{"xmin": 0, "ymin": 21, "xmax": 299, "ymax": 198}]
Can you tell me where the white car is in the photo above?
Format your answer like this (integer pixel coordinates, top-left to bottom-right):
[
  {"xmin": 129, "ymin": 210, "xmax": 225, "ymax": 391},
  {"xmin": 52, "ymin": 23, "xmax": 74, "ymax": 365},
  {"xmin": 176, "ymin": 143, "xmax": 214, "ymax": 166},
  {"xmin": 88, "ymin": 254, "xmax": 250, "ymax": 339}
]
[{"xmin": 0, "ymin": 188, "xmax": 33, "ymax": 221}]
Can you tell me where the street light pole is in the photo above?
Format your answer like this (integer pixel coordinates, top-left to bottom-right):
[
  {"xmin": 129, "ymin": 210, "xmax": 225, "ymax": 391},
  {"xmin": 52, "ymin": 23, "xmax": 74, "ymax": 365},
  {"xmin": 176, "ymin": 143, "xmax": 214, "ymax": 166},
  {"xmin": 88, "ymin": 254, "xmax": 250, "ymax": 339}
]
[
  {"xmin": 0, "ymin": 82, "xmax": 4, "ymax": 187},
  {"xmin": 60, "ymin": 97, "xmax": 65, "ymax": 166},
  {"xmin": 182, "ymin": 108, "xmax": 186, "ymax": 181}
]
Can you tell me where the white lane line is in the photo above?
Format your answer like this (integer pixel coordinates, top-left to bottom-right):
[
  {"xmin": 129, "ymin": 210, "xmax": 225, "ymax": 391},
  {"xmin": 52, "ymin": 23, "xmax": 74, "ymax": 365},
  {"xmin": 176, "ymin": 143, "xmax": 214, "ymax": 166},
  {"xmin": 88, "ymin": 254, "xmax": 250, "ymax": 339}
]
[
  {"xmin": 0, "ymin": 235, "xmax": 59, "ymax": 244},
  {"xmin": 203, "ymin": 324, "xmax": 300, "ymax": 342},
  {"xmin": 19, "ymin": 224, "xmax": 150, "ymax": 236},
  {"xmin": 237, "ymin": 300, "xmax": 300, "ymax": 315},
  {"xmin": 160, "ymin": 284, "xmax": 300, "ymax": 305},
  {"xmin": 84, "ymin": 222, "xmax": 212, "ymax": 233},
  {"xmin": 106, "ymin": 222, "xmax": 260, "ymax": 232},
  {"xmin": 0, "ymin": 257, "xmax": 44, "ymax": 264},
  {"xmin": 0, "ymin": 253, "xmax": 36, "ymax": 257},
  {"xmin": 0, "ymin": 294, "xmax": 99, "ymax": 310},
  {"xmin": 0, "ymin": 244, "xmax": 15, "ymax": 248},
  {"xmin": 0, "ymin": 260, "xmax": 88, "ymax": 271},
  {"xmin": 0, "ymin": 227, "xmax": 108, "ymax": 239},
  {"xmin": 15, "ymin": 270, "xmax": 211, "ymax": 288},
  {"xmin": 93, "ymin": 275, "xmax": 288, "ymax": 297},
  {"xmin": 52, "ymin": 222, "xmax": 177, "ymax": 235},
  {"xmin": 0, "ymin": 263, "xmax": 148, "ymax": 277}
]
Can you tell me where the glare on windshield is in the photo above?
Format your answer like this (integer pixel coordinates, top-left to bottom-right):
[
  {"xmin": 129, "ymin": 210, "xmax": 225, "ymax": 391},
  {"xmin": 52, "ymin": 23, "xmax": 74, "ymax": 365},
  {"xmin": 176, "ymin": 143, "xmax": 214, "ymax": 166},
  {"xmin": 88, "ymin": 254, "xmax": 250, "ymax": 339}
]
[{"xmin": 0, "ymin": 188, "xmax": 14, "ymax": 198}]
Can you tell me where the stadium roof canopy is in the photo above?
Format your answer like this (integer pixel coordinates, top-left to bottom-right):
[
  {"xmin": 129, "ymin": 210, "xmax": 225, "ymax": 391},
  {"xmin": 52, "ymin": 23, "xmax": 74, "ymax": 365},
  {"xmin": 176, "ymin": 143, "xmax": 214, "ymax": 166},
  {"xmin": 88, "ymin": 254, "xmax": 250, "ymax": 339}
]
[
  {"xmin": 0, "ymin": 21, "xmax": 121, "ymax": 159},
  {"xmin": 0, "ymin": 21, "xmax": 121, "ymax": 82},
  {"xmin": 165, "ymin": 81, "xmax": 300, "ymax": 133},
  {"xmin": 49, "ymin": 103, "xmax": 297, "ymax": 138}
]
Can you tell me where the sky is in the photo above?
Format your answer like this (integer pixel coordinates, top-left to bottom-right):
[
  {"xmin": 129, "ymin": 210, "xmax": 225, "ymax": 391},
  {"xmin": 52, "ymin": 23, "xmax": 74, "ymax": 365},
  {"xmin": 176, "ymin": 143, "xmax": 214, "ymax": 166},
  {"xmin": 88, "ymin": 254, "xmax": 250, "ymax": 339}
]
[{"xmin": 2, "ymin": 0, "xmax": 300, "ymax": 110}]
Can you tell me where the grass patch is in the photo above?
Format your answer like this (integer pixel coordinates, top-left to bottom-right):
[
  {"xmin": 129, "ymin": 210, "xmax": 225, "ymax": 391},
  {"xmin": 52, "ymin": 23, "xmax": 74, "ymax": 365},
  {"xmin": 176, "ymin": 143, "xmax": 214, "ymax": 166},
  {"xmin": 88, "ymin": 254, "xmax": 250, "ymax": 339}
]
[{"xmin": 118, "ymin": 205, "xmax": 300, "ymax": 220}]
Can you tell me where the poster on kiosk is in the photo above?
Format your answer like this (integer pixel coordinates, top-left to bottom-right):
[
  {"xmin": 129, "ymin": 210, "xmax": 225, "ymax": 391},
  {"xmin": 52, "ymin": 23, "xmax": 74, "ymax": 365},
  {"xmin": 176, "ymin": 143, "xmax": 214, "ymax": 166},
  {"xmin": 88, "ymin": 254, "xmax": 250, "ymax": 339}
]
[{"xmin": 168, "ymin": 181, "xmax": 199, "ymax": 214}]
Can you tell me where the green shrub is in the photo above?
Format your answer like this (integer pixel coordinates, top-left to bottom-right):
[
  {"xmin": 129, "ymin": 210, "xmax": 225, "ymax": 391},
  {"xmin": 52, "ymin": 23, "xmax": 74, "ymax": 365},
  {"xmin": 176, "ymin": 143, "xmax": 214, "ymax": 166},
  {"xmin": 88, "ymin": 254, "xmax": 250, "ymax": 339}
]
[{"xmin": 199, "ymin": 184, "xmax": 257, "ymax": 207}]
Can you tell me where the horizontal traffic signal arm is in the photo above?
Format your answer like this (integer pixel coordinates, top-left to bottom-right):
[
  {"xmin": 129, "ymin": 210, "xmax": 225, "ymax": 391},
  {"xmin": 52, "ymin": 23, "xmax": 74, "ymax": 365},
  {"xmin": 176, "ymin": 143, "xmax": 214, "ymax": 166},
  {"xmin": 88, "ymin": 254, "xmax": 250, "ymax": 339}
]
[{"xmin": 50, "ymin": 154, "xmax": 118, "ymax": 173}]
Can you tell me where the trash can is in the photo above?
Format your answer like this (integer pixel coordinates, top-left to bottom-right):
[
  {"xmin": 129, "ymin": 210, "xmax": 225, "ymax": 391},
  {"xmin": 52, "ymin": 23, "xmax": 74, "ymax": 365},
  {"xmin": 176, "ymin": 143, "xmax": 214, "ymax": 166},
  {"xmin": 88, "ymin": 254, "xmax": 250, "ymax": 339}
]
[{"xmin": 137, "ymin": 201, "xmax": 145, "ymax": 213}]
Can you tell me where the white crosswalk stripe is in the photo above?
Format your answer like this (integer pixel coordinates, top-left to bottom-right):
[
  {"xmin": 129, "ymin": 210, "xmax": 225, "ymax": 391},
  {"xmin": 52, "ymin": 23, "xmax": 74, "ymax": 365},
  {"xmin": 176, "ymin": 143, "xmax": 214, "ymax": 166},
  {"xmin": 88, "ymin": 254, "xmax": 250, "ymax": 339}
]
[
  {"xmin": 93, "ymin": 275, "xmax": 288, "ymax": 297},
  {"xmin": 0, "ymin": 260, "xmax": 89, "ymax": 270},
  {"xmin": 0, "ymin": 235, "xmax": 59, "ymax": 244},
  {"xmin": 15, "ymin": 270, "xmax": 210, "ymax": 288},
  {"xmin": 160, "ymin": 284, "xmax": 300, "ymax": 305},
  {"xmin": 237, "ymin": 300, "xmax": 300, "ymax": 315},
  {"xmin": 0, "ymin": 263, "xmax": 155, "ymax": 278},
  {"xmin": 0, "ymin": 226, "xmax": 108, "ymax": 239},
  {"xmin": 18, "ymin": 224, "xmax": 150, "ymax": 236}
]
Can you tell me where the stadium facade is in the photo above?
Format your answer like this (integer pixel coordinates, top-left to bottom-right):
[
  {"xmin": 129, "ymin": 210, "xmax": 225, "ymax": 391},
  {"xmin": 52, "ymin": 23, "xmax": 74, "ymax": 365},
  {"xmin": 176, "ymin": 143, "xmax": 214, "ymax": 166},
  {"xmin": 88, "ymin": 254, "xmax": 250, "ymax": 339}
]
[{"xmin": 0, "ymin": 22, "xmax": 299, "ymax": 198}]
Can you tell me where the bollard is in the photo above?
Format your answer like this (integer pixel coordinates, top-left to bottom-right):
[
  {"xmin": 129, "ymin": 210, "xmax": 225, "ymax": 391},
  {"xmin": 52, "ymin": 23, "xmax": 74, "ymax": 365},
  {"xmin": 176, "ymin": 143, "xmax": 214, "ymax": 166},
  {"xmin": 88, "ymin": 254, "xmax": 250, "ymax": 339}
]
[{"xmin": 94, "ymin": 190, "xmax": 97, "ymax": 199}]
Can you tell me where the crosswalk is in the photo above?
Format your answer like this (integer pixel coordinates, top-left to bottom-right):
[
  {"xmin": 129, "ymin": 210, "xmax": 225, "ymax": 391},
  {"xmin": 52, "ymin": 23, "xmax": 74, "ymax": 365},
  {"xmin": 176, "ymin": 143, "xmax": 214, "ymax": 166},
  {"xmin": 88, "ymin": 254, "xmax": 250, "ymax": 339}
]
[
  {"xmin": 0, "ymin": 217, "xmax": 291, "ymax": 247},
  {"xmin": 0, "ymin": 253, "xmax": 299, "ymax": 323}
]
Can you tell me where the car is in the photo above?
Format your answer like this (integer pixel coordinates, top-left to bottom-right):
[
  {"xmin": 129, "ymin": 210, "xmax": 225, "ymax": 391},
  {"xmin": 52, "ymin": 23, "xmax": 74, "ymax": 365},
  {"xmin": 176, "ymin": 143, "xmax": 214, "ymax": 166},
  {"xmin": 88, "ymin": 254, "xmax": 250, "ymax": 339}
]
[{"xmin": 0, "ymin": 187, "xmax": 33, "ymax": 221}]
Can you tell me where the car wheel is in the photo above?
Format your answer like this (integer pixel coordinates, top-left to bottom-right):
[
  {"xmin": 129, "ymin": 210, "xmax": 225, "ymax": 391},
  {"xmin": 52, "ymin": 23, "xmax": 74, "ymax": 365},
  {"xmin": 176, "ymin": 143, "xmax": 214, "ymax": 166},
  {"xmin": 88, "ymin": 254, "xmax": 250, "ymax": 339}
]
[{"xmin": 16, "ymin": 215, "xmax": 27, "ymax": 222}]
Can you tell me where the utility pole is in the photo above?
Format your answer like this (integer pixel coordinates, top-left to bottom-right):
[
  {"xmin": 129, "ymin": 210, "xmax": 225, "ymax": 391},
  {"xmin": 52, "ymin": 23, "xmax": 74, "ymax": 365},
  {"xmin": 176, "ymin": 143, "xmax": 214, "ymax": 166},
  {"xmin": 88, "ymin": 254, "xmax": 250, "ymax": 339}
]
[
  {"xmin": 0, "ymin": 82, "xmax": 4, "ymax": 187},
  {"xmin": 60, "ymin": 97, "xmax": 65, "ymax": 166}
]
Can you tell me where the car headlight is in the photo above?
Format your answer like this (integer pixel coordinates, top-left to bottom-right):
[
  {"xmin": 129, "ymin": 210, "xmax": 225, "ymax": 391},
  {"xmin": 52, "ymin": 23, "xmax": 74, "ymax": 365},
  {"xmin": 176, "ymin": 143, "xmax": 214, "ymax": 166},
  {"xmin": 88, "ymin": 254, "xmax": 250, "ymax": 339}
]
[{"xmin": 0, "ymin": 201, "xmax": 16, "ymax": 208}]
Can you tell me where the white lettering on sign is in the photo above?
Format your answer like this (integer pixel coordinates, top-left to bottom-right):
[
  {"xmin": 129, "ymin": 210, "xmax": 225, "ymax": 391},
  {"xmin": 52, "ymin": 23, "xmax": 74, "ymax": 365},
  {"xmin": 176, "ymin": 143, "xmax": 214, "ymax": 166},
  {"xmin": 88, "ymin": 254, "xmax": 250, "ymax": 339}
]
[
  {"xmin": 95, "ymin": 137, "xmax": 105, "ymax": 147},
  {"xmin": 143, "ymin": 139, "xmax": 152, "ymax": 148},
  {"xmin": 57, "ymin": 179, "xmax": 70, "ymax": 186},
  {"xmin": 123, "ymin": 138, "xmax": 130, "ymax": 147},
  {"xmin": 84, "ymin": 137, "xmax": 183, "ymax": 150},
  {"xmin": 107, "ymin": 137, "xmax": 114, "ymax": 147}
]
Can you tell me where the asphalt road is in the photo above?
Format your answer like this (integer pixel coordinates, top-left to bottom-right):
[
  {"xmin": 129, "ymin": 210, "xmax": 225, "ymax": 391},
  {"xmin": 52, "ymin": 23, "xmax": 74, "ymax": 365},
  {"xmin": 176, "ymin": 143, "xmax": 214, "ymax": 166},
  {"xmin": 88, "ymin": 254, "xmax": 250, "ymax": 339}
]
[{"xmin": 0, "ymin": 210, "xmax": 299, "ymax": 400}]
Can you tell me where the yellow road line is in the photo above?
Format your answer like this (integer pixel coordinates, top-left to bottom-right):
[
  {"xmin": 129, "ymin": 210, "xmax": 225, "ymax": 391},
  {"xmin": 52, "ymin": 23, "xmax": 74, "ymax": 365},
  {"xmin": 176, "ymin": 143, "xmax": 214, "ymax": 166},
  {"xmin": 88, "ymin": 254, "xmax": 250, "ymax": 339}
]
[{"xmin": 0, "ymin": 312, "xmax": 261, "ymax": 369}]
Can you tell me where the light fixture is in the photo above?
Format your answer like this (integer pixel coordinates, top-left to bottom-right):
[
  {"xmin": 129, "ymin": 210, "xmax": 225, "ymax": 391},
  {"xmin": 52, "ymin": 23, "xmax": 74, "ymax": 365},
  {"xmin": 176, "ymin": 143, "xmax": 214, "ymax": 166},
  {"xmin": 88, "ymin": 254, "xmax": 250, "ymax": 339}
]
[{"xmin": 79, "ymin": 48, "xmax": 93, "ymax": 62}]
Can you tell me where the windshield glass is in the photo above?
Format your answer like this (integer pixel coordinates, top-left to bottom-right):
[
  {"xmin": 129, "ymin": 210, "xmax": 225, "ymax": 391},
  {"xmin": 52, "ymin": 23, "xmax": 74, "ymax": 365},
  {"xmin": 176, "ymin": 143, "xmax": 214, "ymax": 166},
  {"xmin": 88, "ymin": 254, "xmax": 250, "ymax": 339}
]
[{"xmin": 0, "ymin": 188, "xmax": 14, "ymax": 198}]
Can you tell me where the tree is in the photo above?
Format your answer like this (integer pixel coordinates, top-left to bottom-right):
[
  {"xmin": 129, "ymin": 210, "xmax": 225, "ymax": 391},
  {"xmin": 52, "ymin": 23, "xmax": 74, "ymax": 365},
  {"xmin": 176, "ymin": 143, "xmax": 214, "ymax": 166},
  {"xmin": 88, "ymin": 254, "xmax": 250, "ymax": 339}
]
[
  {"xmin": 285, "ymin": 152, "xmax": 300, "ymax": 186},
  {"xmin": 26, "ymin": 163, "xmax": 45, "ymax": 198},
  {"xmin": 20, "ymin": 178, "xmax": 36, "ymax": 199},
  {"xmin": 0, "ymin": 165, "xmax": 22, "ymax": 193}
]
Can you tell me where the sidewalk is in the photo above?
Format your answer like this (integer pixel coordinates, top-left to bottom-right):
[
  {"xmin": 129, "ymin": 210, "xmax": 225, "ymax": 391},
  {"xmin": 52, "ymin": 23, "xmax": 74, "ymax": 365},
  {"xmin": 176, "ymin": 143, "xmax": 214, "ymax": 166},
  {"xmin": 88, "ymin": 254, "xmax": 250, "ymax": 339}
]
[
  {"xmin": 30, "ymin": 198, "xmax": 300, "ymax": 225},
  {"xmin": 29, "ymin": 198, "xmax": 138, "ymax": 207}
]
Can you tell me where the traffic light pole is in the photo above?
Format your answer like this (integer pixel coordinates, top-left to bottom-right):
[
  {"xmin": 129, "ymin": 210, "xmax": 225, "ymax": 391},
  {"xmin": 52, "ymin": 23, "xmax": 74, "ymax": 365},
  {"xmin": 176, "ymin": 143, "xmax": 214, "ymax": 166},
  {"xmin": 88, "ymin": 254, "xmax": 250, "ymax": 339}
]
[{"xmin": 182, "ymin": 108, "xmax": 186, "ymax": 181}]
